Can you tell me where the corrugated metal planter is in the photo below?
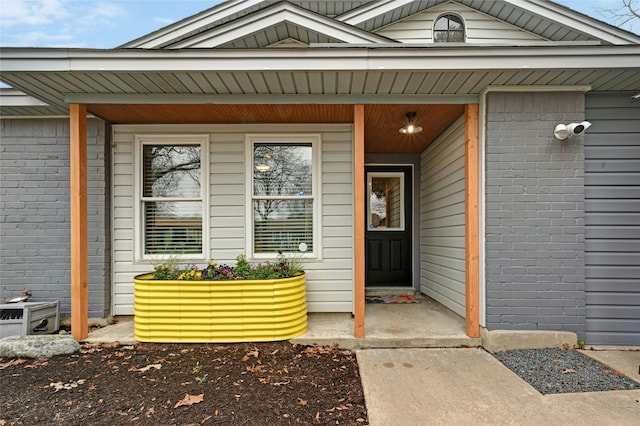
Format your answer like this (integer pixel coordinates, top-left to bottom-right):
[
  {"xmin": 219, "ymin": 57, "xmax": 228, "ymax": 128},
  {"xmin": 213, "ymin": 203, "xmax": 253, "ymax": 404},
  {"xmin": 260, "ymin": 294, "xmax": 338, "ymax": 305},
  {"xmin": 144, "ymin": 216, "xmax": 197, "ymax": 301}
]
[{"xmin": 133, "ymin": 273, "xmax": 307, "ymax": 343}]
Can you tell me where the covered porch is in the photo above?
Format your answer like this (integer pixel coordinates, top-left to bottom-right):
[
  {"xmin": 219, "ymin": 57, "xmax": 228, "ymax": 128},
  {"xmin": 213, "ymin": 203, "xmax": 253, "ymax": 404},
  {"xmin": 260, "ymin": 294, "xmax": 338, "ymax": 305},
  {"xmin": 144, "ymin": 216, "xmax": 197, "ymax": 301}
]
[{"xmin": 67, "ymin": 101, "xmax": 480, "ymax": 341}]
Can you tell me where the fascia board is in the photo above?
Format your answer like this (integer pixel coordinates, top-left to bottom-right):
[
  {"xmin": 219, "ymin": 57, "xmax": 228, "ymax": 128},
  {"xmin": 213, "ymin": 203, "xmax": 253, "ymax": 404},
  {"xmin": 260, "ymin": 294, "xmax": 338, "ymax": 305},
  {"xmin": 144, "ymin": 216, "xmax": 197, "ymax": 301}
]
[
  {"xmin": 506, "ymin": 0, "xmax": 640, "ymax": 45},
  {"xmin": 122, "ymin": 0, "xmax": 265, "ymax": 48},
  {"xmin": 339, "ymin": 0, "xmax": 413, "ymax": 25},
  {"xmin": 2, "ymin": 45, "xmax": 639, "ymax": 72},
  {"xmin": 168, "ymin": 3, "xmax": 390, "ymax": 48},
  {"xmin": 0, "ymin": 89, "xmax": 49, "ymax": 106}
]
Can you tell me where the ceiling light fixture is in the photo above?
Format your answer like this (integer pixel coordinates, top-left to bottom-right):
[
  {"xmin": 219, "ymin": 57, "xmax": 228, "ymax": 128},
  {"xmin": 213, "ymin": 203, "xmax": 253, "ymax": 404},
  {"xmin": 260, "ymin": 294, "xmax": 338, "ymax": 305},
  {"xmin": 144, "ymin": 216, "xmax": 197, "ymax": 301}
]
[{"xmin": 399, "ymin": 111, "xmax": 423, "ymax": 134}]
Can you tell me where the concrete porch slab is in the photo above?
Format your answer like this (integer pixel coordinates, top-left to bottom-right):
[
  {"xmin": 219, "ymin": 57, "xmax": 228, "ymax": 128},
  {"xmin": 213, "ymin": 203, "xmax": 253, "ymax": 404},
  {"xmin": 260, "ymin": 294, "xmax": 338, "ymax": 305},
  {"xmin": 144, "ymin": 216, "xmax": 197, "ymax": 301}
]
[
  {"xmin": 85, "ymin": 295, "xmax": 480, "ymax": 349},
  {"xmin": 291, "ymin": 295, "xmax": 481, "ymax": 349}
]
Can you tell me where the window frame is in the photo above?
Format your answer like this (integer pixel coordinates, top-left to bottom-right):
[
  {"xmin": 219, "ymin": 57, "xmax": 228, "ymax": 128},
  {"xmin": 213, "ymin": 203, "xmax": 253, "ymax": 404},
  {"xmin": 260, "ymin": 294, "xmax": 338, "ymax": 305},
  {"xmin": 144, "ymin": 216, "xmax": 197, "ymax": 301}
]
[
  {"xmin": 134, "ymin": 134, "xmax": 210, "ymax": 261},
  {"xmin": 433, "ymin": 13, "xmax": 466, "ymax": 43},
  {"xmin": 245, "ymin": 134, "xmax": 322, "ymax": 260}
]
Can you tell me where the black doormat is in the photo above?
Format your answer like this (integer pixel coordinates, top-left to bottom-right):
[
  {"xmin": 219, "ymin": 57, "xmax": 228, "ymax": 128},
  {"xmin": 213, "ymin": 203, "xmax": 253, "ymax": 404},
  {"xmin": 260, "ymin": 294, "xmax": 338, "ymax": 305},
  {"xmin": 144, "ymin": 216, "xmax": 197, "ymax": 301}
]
[
  {"xmin": 493, "ymin": 348, "xmax": 639, "ymax": 394},
  {"xmin": 365, "ymin": 295, "xmax": 420, "ymax": 304}
]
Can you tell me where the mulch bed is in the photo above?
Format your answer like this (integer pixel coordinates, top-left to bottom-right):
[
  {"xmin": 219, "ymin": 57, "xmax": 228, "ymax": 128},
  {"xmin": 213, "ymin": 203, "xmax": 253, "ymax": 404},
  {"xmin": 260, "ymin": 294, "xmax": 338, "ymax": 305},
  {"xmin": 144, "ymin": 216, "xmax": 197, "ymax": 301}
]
[{"xmin": 0, "ymin": 341, "xmax": 368, "ymax": 425}]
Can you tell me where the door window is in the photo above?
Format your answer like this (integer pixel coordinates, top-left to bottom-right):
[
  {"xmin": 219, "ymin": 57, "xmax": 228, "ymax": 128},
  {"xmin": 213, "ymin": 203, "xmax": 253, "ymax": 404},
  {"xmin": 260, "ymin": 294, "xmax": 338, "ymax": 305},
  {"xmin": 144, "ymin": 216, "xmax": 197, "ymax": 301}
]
[{"xmin": 368, "ymin": 173, "xmax": 405, "ymax": 231}]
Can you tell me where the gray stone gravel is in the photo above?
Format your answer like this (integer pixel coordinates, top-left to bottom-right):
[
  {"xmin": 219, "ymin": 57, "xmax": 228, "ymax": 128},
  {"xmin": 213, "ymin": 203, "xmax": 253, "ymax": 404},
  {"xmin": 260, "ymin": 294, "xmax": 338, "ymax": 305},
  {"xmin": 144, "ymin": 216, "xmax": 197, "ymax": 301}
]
[
  {"xmin": 0, "ymin": 335, "xmax": 80, "ymax": 358},
  {"xmin": 493, "ymin": 348, "xmax": 639, "ymax": 395}
]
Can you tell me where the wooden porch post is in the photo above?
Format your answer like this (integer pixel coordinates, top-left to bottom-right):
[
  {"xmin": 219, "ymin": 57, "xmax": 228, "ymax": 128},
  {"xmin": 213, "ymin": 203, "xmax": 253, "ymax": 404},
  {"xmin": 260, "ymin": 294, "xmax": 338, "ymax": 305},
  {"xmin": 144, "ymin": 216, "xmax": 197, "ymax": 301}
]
[
  {"xmin": 465, "ymin": 104, "xmax": 480, "ymax": 338},
  {"xmin": 70, "ymin": 103, "xmax": 89, "ymax": 341},
  {"xmin": 354, "ymin": 104, "xmax": 365, "ymax": 338}
]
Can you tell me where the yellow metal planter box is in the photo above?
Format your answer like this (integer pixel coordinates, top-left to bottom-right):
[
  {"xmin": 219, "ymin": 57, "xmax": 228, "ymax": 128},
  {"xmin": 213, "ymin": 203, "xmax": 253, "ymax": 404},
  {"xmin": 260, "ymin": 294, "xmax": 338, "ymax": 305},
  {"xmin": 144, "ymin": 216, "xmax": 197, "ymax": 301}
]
[{"xmin": 134, "ymin": 273, "xmax": 307, "ymax": 343}]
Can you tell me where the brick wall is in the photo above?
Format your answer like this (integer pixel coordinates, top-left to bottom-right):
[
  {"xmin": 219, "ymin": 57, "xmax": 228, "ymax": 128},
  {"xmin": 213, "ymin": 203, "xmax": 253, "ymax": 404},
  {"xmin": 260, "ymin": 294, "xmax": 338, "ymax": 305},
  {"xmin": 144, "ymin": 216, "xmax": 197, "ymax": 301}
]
[
  {"xmin": 0, "ymin": 118, "xmax": 111, "ymax": 318},
  {"xmin": 485, "ymin": 92, "xmax": 586, "ymax": 336}
]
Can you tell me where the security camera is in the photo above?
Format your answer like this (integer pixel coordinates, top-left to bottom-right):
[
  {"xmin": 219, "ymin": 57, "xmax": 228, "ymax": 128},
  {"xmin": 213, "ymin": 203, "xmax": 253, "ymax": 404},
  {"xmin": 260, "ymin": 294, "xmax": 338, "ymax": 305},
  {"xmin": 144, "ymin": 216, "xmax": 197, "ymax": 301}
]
[{"xmin": 554, "ymin": 121, "xmax": 592, "ymax": 141}]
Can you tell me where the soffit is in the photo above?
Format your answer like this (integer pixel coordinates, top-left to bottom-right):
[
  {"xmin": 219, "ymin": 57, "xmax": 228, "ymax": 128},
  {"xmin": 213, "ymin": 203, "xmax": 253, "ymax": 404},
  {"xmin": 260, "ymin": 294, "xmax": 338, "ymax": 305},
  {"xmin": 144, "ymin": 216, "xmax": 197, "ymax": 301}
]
[
  {"xmin": 84, "ymin": 103, "xmax": 462, "ymax": 154},
  {"xmin": 2, "ymin": 67, "xmax": 639, "ymax": 112},
  {"xmin": 216, "ymin": 22, "xmax": 346, "ymax": 48},
  {"xmin": 2, "ymin": 46, "xmax": 639, "ymax": 119}
]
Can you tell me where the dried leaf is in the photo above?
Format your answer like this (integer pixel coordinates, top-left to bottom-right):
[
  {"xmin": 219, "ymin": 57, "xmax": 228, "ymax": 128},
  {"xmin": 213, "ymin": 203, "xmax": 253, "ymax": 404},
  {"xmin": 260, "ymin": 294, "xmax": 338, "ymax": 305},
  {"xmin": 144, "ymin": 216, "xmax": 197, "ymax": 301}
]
[
  {"xmin": 50, "ymin": 379, "xmax": 86, "ymax": 392},
  {"xmin": 246, "ymin": 365, "xmax": 265, "ymax": 372},
  {"xmin": 138, "ymin": 363, "xmax": 162, "ymax": 372},
  {"xmin": 562, "ymin": 368, "xmax": 577, "ymax": 374},
  {"xmin": 0, "ymin": 359, "xmax": 26, "ymax": 369},
  {"xmin": 174, "ymin": 393, "xmax": 204, "ymax": 408},
  {"xmin": 241, "ymin": 349, "xmax": 259, "ymax": 362},
  {"xmin": 145, "ymin": 407, "xmax": 155, "ymax": 418}
]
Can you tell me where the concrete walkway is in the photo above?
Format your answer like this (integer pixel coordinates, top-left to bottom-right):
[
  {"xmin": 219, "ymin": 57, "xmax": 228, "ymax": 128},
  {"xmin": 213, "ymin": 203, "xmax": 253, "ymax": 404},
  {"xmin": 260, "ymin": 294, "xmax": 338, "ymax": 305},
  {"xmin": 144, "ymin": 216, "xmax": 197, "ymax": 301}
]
[{"xmin": 358, "ymin": 347, "xmax": 640, "ymax": 426}]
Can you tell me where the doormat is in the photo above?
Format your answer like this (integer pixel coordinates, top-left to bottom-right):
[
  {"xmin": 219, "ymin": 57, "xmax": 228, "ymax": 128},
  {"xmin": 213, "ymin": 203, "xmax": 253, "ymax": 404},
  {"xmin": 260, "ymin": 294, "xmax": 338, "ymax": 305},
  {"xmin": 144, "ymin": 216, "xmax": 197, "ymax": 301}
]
[{"xmin": 365, "ymin": 295, "xmax": 420, "ymax": 304}]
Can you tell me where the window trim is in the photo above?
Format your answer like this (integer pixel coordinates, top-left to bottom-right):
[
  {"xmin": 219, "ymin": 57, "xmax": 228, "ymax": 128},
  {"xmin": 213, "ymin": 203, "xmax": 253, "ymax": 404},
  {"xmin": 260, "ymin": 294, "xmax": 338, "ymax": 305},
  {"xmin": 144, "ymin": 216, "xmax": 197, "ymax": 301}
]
[
  {"xmin": 245, "ymin": 134, "xmax": 322, "ymax": 260},
  {"xmin": 433, "ymin": 13, "xmax": 466, "ymax": 43},
  {"xmin": 133, "ymin": 134, "xmax": 210, "ymax": 261}
]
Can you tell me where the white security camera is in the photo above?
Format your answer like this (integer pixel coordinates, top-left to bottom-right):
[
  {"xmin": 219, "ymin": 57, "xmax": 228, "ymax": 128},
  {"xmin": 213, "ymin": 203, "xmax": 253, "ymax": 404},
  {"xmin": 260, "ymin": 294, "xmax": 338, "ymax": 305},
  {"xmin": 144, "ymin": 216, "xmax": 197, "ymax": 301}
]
[{"xmin": 554, "ymin": 121, "xmax": 592, "ymax": 141}]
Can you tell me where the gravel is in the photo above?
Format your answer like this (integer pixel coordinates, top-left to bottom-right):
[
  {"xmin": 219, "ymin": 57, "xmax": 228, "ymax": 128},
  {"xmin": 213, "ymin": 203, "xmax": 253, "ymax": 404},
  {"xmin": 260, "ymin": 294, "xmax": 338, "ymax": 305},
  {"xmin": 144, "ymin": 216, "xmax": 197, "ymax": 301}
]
[{"xmin": 493, "ymin": 348, "xmax": 639, "ymax": 395}]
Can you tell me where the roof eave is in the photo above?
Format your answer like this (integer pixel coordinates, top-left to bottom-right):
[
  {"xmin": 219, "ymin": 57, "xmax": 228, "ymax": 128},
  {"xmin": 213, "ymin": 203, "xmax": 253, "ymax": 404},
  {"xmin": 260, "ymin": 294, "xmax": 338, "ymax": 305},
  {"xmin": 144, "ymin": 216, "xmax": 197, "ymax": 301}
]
[
  {"xmin": 504, "ymin": 0, "xmax": 640, "ymax": 45},
  {"xmin": 2, "ymin": 45, "xmax": 639, "ymax": 73}
]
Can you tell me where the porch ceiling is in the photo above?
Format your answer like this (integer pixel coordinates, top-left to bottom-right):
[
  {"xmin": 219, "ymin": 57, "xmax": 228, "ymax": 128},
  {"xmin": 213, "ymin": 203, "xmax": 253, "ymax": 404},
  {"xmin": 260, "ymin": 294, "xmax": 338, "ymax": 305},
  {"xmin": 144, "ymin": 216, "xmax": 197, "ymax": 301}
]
[{"xmin": 87, "ymin": 103, "xmax": 464, "ymax": 154}]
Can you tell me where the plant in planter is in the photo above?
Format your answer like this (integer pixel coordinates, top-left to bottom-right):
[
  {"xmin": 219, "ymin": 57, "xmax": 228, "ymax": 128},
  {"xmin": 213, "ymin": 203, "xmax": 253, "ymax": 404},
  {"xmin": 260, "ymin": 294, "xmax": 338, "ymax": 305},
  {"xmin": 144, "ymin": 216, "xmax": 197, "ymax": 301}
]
[
  {"xmin": 134, "ymin": 251, "xmax": 307, "ymax": 343},
  {"xmin": 151, "ymin": 252, "xmax": 303, "ymax": 281}
]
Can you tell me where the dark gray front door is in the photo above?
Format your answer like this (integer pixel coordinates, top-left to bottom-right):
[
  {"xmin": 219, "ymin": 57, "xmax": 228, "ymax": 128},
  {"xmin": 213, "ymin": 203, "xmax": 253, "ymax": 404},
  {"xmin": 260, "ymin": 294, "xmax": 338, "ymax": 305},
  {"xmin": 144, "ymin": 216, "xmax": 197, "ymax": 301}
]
[{"xmin": 365, "ymin": 165, "xmax": 412, "ymax": 287}]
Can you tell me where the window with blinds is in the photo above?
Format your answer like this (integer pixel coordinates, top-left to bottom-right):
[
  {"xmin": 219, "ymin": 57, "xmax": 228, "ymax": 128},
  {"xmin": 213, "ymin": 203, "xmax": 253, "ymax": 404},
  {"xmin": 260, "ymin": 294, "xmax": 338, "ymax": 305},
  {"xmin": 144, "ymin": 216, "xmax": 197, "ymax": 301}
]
[
  {"xmin": 250, "ymin": 137, "xmax": 319, "ymax": 256},
  {"xmin": 140, "ymin": 141, "xmax": 204, "ymax": 256}
]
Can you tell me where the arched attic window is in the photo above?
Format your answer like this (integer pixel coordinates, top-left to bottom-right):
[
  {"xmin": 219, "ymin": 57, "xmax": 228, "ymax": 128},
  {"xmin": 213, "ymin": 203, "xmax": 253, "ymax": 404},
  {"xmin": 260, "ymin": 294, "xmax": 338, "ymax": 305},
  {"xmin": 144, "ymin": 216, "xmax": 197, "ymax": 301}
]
[{"xmin": 433, "ymin": 14, "xmax": 465, "ymax": 43}]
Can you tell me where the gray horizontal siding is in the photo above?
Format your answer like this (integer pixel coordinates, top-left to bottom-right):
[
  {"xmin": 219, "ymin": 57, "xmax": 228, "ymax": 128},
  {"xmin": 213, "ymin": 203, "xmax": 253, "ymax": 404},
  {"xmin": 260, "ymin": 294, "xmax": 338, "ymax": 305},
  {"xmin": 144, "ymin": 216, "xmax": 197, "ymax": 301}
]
[
  {"xmin": 584, "ymin": 92, "xmax": 640, "ymax": 346},
  {"xmin": 111, "ymin": 123, "xmax": 354, "ymax": 315},
  {"xmin": 419, "ymin": 116, "xmax": 466, "ymax": 317}
]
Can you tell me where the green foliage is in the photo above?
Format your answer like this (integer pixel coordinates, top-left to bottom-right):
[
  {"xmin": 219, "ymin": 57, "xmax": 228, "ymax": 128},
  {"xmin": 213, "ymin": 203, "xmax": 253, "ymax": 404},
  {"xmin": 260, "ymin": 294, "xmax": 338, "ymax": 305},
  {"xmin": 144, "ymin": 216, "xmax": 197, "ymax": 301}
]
[{"xmin": 151, "ymin": 253, "xmax": 304, "ymax": 281}]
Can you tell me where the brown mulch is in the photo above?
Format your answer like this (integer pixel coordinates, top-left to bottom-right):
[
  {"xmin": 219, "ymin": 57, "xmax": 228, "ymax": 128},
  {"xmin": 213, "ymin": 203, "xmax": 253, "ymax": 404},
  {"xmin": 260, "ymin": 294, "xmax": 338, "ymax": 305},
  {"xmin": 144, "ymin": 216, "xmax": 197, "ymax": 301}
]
[{"xmin": 0, "ymin": 341, "xmax": 368, "ymax": 425}]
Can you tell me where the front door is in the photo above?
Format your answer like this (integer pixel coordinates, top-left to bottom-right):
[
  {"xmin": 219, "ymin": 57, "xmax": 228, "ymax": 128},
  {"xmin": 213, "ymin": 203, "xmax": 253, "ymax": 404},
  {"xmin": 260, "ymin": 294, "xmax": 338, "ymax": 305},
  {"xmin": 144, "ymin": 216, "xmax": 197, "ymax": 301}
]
[{"xmin": 365, "ymin": 165, "xmax": 412, "ymax": 287}]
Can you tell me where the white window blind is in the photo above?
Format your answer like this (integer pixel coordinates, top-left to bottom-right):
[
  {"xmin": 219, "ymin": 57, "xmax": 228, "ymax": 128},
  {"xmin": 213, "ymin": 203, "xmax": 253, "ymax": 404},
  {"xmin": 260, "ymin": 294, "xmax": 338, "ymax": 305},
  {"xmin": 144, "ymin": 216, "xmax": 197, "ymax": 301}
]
[
  {"xmin": 140, "ymin": 143, "xmax": 203, "ymax": 255},
  {"xmin": 251, "ymin": 140, "xmax": 317, "ymax": 255}
]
